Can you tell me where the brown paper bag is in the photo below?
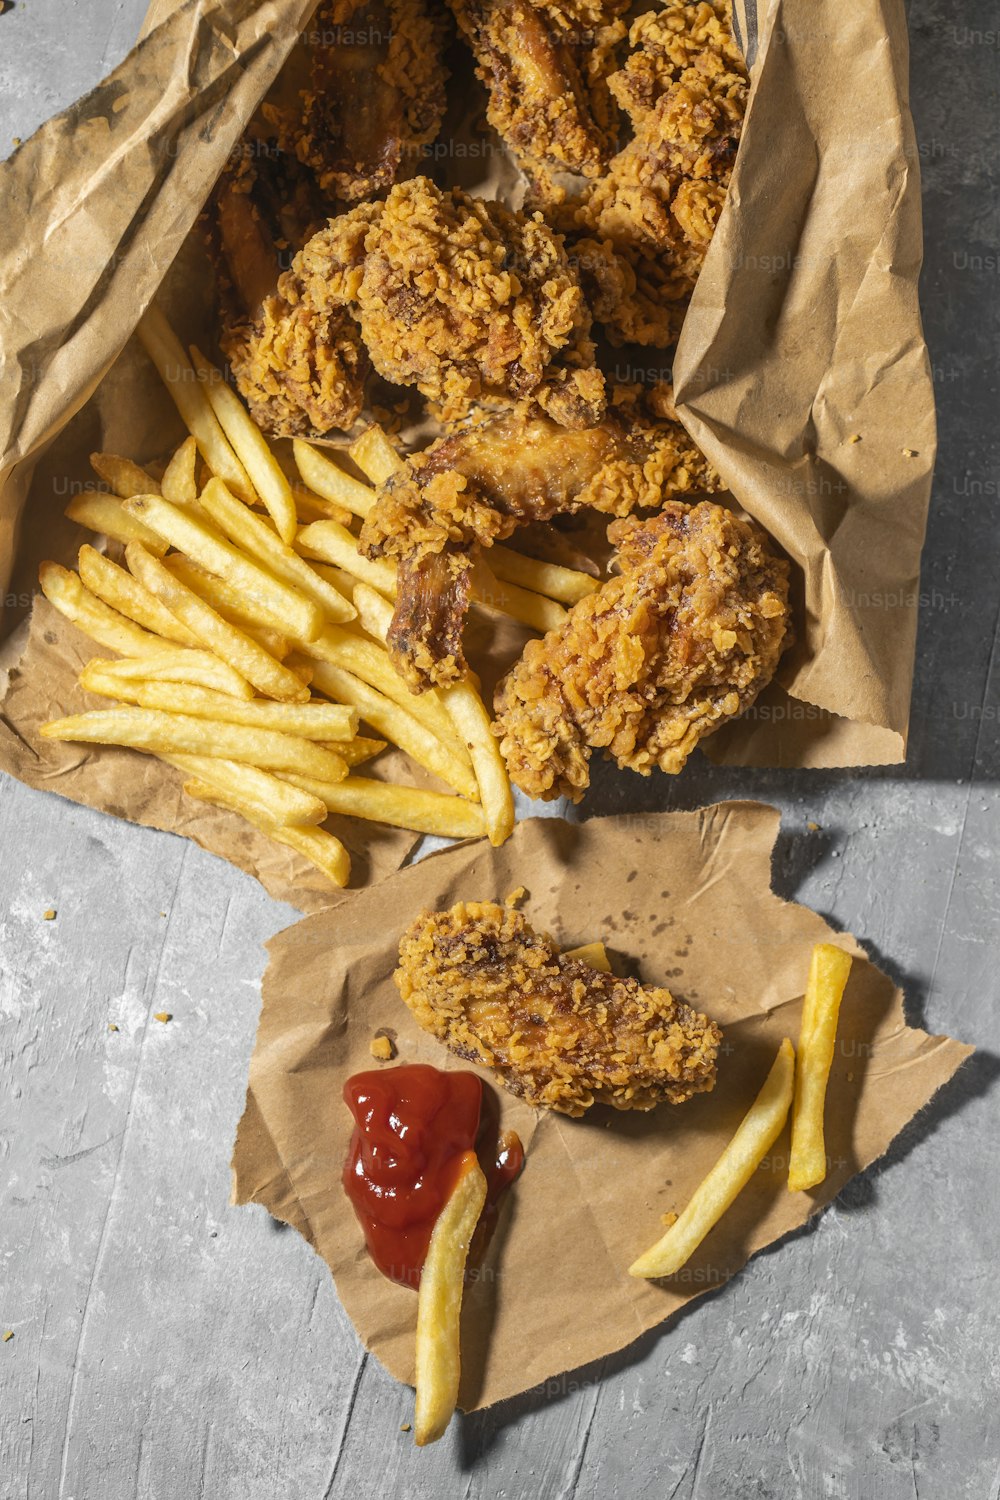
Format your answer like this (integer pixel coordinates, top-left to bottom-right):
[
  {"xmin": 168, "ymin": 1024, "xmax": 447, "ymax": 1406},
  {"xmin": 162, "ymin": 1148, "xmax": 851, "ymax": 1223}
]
[
  {"xmin": 232, "ymin": 805, "xmax": 970, "ymax": 1408},
  {"xmin": 0, "ymin": 0, "xmax": 933, "ymax": 907}
]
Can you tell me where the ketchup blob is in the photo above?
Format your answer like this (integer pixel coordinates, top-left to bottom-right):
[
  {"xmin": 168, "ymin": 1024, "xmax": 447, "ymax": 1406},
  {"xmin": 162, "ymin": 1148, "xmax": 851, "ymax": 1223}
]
[{"xmin": 343, "ymin": 1063, "xmax": 522, "ymax": 1289}]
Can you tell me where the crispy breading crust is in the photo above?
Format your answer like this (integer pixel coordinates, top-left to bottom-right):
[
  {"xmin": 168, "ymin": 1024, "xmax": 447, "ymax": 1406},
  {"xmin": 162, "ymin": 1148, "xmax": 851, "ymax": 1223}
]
[
  {"xmin": 494, "ymin": 501, "xmax": 790, "ymax": 800},
  {"xmin": 396, "ymin": 900, "xmax": 722, "ymax": 1116}
]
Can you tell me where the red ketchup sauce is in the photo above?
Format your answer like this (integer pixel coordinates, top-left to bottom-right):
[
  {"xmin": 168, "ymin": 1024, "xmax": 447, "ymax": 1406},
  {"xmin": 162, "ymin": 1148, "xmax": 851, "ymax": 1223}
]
[{"xmin": 343, "ymin": 1063, "xmax": 523, "ymax": 1289}]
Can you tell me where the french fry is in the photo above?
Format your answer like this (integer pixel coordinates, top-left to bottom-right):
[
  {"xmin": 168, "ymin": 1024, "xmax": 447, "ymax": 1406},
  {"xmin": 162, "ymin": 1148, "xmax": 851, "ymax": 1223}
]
[
  {"xmin": 301, "ymin": 625, "xmax": 472, "ymax": 763},
  {"xmin": 283, "ymin": 774, "xmax": 488, "ymax": 839},
  {"xmin": 160, "ymin": 753, "xmax": 327, "ymax": 826},
  {"xmin": 78, "ymin": 667, "xmax": 357, "ymax": 740},
  {"xmin": 65, "ymin": 493, "xmax": 169, "ymax": 555},
  {"xmin": 350, "ymin": 424, "xmax": 403, "ymax": 485},
  {"xmin": 82, "ymin": 652, "xmax": 254, "ymax": 700},
  {"xmin": 293, "ymin": 439, "xmax": 376, "ymax": 521},
  {"xmin": 351, "ymin": 581, "xmax": 394, "ymax": 641},
  {"xmin": 289, "ymin": 483, "xmax": 354, "ymax": 526},
  {"xmin": 39, "ymin": 562, "xmax": 173, "ymax": 658},
  {"xmin": 564, "ymin": 941, "xmax": 612, "ymax": 972},
  {"xmin": 77, "ymin": 545, "xmax": 199, "ymax": 647},
  {"xmin": 487, "ymin": 547, "xmax": 598, "ymax": 606},
  {"xmin": 164, "ymin": 555, "xmax": 290, "ymax": 635},
  {"xmin": 338, "ymin": 736, "xmax": 387, "ymax": 766},
  {"xmin": 440, "ymin": 679, "xmax": 514, "ymax": 846},
  {"xmin": 183, "ymin": 785, "xmax": 352, "ymax": 887},
  {"xmin": 125, "ymin": 543, "xmax": 310, "ymax": 704},
  {"xmin": 197, "ymin": 478, "xmax": 355, "ymax": 624},
  {"xmin": 295, "ymin": 519, "xmax": 397, "ymax": 597},
  {"xmin": 788, "ymin": 945, "xmax": 854, "ymax": 1192},
  {"xmin": 470, "ymin": 561, "xmax": 567, "ymax": 634},
  {"xmin": 40, "ymin": 707, "xmax": 350, "ymax": 781},
  {"xmin": 122, "ymin": 493, "xmax": 323, "ymax": 643},
  {"xmin": 413, "ymin": 1154, "xmax": 487, "ymax": 1446},
  {"xmin": 308, "ymin": 659, "xmax": 479, "ymax": 800},
  {"xmin": 190, "ymin": 347, "xmax": 298, "ymax": 544},
  {"xmin": 629, "ymin": 1038, "xmax": 796, "ymax": 1279},
  {"xmin": 160, "ymin": 436, "xmax": 198, "ymax": 507},
  {"xmin": 90, "ymin": 452, "xmax": 162, "ymax": 498},
  {"xmin": 135, "ymin": 303, "xmax": 255, "ymax": 503}
]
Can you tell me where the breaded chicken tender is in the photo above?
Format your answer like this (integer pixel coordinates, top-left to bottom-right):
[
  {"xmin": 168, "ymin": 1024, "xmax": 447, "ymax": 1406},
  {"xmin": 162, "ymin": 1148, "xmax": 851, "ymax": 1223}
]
[
  {"xmin": 396, "ymin": 900, "xmax": 722, "ymax": 1116},
  {"xmin": 494, "ymin": 502, "xmax": 790, "ymax": 800}
]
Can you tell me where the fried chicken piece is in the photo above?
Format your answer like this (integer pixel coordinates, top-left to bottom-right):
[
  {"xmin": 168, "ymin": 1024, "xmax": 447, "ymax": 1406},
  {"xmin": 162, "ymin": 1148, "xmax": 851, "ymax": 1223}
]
[
  {"xmin": 494, "ymin": 502, "xmax": 790, "ymax": 799},
  {"xmin": 360, "ymin": 388, "xmax": 722, "ymax": 689},
  {"xmin": 447, "ymin": 0, "xmax": 625, "ymax": 203},
  {"xmin": 265, "ymin": 0, "xmax": 449, "ymax": 202},
  {"xmin": 297, "ymin": 176, "xmax": 606, "ymax": 428},
  {"xmin": 571, "ymin": 0, "xmax": 748, "ymax": 344},
  {"xmin": 396, "ymin": 900, "xmax": 722, "ymax": 1116}
]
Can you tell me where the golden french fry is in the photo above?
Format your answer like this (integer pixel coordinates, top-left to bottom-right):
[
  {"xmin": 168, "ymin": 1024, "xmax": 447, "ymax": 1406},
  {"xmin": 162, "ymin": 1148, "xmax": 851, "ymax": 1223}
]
[
  {"xmin": 197, "ymin": 478, "xmax": 355, "ymax": 625},
  {"xmin": 38, "ymin": 562, "xmax": 173, "ymax": 658},
  {"xmin": 82, "ymin": 653, "xmax": 254, "ymax": 700},
  {"xmin": 488, "ymin": 547, "xmax": 598, "ymax": 606},
  {"xmin": 283, "ymin": 774, "xmax": 488, "ymax": 839},
  {"xmin": 301, "ymin": 626, "xmax": 472, "ymax": 764},
  {"xmin": 440, "ymin": 679, "xmax": 514, "ymax": 846},
  {"xmin": 339, "ymin": 736, "xmax": 387, "ymax": 766},
  {"xmin": 66, "ymin": 493, "xmax": 170, "ymax": 555},
  {"xmin": 160, "ymin": 753, "xmax": 327, "ymax": 826},
  {"xmin": 190, "ymin": 347, "xmax": 299, "ymax": 544},
  {"xmin": 310, "ymin": 560, "xmax": 364, "ymax": 603},
  {"xmin": 351, "ymin": 580, "xmax": 394, "ymax": 641},
  {"xmin": 564, "ymin": 941, "xmax": 612, "ymax": 973},
  {"xmin": 293, "ymin": 439, "xmax": 375, "ymax": 521},
  {"xmin": 39, "ymin": 707, "xmax": 350, "ymax": 780},
  {"xmin": 79, "ymin": 667, "xmax": 357, "ymax": 739},
  {"xmin": 289, "ymin": 483, "xmax": 354, "ymax": 526},
  {"xmin": 90, "ymin": 452, "xmax": 162, "ymax": 498},
  {"xmin": 160, "ymin": 436, "xmax": 198, "ymax": 507},
  {"xmin": 350, "ymin": 424, "xmax": 403, "ymax": 485},
  {"xmin": 296, "ymin": 519, "xmax": 398, "ymax": 597},
  {"xmin": 629, "ymin": 1039, "xmax": 796, "ymax": 1279},
  {"xmin": 470, "ymin": 561, "xmax": 567, "ymax": 634},
  {"xmin": 788, "ymin": 945, "xmax": 854, "ymax": 1192},
  {"xmin": 122, "ymin": 493, "xmax": 323, "ymax": 643},
  {"xmin": 414, "ymin": 1153, "xmax": 487, "ymax": 1446},
  {"xmin": 183, "ymin": 784, "xmax": 352, "ymax": 887},
  {"xmin": 135, "ymin": 303, "xmax": 255, "ymax": 503},
  {"xmin": 308, "ymin": 659, "xmax": 479, "ymax": 800},
  {"xmin": 125, "ymin": 543, "xmax": 309, "ymax": 704},
  {"xmin": 164, "ymin": 555, "xmax": 290, "ymax": 634},
  {"xmin": 77, "ymin": 545, "xmax": 199, "ymax": 647}
]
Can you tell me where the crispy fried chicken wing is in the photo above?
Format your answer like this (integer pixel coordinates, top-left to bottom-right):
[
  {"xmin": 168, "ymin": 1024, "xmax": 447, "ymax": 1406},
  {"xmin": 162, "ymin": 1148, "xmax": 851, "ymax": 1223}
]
[
  {"xmin": 360, "ymin": 389, "xmax": 722, "ymax": 689},
  {"xmin": 571, "ymin": 0, "xmax": 748, "ymax": 344},
  {"xmin": 396, "ymin": 900, "xmax": 722, "ymax": 1116},
  {"xmin": 301, "ymin": 176, "xmax": 606, "ymax": 427},
  {"xmin": 266, "ymin": 0, "xmax": 449, "ymax": 202},
  {"xmin": 494, "ymin": 501, "xmax": 790, "ymax": 799},
  {"xmin": 447, "ymin": 0, "xmax": 626, "ymax": 202}
]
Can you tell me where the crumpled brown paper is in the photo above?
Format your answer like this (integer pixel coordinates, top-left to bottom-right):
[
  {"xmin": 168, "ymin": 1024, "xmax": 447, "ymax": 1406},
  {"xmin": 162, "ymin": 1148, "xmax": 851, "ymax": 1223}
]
[
  {"xmin": 0, "ymin": 0, "xmax": 933, "ymax": 904},
  {"xmin": 232, "ymin": 805, "xmax": 970, "ymax": 1408}
]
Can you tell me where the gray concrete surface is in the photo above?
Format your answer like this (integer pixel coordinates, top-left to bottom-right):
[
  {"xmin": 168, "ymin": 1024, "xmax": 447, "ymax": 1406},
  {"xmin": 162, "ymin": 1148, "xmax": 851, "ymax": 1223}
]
[{"xmin": 1, "ymin": 2, "xmax": 998, "ymax": 1497}]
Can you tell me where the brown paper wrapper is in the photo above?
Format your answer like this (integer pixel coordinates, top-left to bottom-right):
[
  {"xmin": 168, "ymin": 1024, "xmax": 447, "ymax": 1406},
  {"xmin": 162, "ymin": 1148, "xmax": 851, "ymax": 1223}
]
[
  {"xmin": 232, "ymin": 805, "xmax": 970, "ymax": 1408},
  {"xmin": 0, "ymin": 0, "xmax": 933, "ymax": 903}
]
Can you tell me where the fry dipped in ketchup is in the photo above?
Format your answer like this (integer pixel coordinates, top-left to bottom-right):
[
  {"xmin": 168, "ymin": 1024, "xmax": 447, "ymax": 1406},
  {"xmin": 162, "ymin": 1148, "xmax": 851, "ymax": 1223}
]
[{"xmin": 343, "ymin": 1064, "xmax": 522, "ymax": 1444}]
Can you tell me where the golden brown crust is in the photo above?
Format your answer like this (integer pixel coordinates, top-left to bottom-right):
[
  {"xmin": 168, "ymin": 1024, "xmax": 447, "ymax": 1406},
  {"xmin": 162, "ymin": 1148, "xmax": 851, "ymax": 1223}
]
[
  {"xmin": 493, "ymin": 501, "xmax": 791, "ymax": 800},
  {"xmin": 396, "ymin": 900, "xmax": 722, "ymax": 1116},
  {"xmin": 360, "ymin": 394, "xmax": 722, "ymax": 689}
]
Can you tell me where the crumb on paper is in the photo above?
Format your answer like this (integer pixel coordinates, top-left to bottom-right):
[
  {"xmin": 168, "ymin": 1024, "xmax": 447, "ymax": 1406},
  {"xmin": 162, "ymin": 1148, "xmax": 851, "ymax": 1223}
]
[
  {"xmin": 902, "ymin": 448, "xmax": 918, "ymax": 457},
  {"xmin": 2, "ymin": 1331, "xmax": 12, "ymax": 1343},
  {"xmin": 42, "ymin": 909, "xmax": 56, "ymax": 921},
  {"xmin": 660, "ymin": 1211, "xmax": 679, "ymax": 1228},
  {"xmin": 807, "ymin": 821, "xmax": 820, "ymax": 832},
  {"xmin": 108, "ymin": 1023, "xmax": 119, "ymax": 1033},
  {"xmin": 154, "ymin": 1012, "xmax": 172, "ymax": 1024},
  {"xmin": 504, "ymin": 886, "xmax": 526, "ymax": 908},
  {"xmin": 400, "ymin": 1423, "xmax": 411, "ymax": 1432},
  {"xmin": 369, "ymin": 1032, "xmax": 395, "ymax": 1061},
  {"xmin": 12, "ymin": 137, "xmax": 21, "ymax": 148},
  {"xmin": 847, "ymin": 433, "xmax": 861, "ymax": 444}
]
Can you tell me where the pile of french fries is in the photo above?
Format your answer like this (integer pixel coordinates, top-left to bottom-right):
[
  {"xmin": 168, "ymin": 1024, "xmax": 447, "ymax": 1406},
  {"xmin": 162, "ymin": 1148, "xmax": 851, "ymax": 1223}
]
[{"xmin": 38, "ymin": 304, "xmax": 599, "ymax": 889}]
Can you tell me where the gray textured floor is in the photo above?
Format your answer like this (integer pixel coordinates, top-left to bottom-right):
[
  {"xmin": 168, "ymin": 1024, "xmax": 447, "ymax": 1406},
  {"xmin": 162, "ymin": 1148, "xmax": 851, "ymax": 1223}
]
[{"xmin": 2, "ymin": 2, "xmax": 998, "ymax": 1497}]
